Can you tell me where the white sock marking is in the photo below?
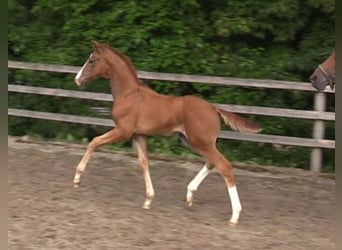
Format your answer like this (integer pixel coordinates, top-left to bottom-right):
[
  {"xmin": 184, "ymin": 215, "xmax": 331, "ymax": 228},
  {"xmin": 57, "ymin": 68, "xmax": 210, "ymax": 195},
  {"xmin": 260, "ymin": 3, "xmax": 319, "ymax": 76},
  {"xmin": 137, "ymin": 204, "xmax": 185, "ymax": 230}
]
[
  {"xmin": 144, "ymin": 170, "xmax": 154, "ymax": 198},
  {"xmin": 228, "ymin": 185, "xmax": 242, "ymax": 224},
  {"xmin": 143, "ymin": 170, "xmax": 154, "ymax": 209},
  {"xmin": 135, "ymin": 140, "xmax": 154, "ymax": 209},
  {"xmin": 188, "ymin": 165, "xmax": 210, "ymax": 192},
  {"xmin": 186, "ymin": 164, "xmax": 211, "ymax": 205}
]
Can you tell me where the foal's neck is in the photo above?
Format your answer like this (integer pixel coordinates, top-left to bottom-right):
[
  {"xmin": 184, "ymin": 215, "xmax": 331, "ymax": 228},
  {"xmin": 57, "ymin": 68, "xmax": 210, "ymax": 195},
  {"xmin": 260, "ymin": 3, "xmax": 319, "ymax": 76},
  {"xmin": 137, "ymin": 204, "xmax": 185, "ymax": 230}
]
[{"xmin": 105, "ymin": 49, "xmax": 140, "ymax": 98}]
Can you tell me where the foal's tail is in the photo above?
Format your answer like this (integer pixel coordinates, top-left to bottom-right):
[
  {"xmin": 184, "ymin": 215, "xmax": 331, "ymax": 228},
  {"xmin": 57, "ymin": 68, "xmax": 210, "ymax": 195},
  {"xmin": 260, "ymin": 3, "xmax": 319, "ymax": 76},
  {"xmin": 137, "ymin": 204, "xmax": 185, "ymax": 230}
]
[{"xmin": 216, "ymin": 108, "xmax": 261, "ymax": 134}]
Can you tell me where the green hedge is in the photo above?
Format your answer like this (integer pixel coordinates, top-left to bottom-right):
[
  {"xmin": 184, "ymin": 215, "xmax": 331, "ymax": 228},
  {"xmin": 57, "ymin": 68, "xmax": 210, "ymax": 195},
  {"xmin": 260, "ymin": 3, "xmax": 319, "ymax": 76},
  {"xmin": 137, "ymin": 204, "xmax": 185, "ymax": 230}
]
[{"xmin": 8, "ymin": 0, "xmax": 335, "ymax": 172}]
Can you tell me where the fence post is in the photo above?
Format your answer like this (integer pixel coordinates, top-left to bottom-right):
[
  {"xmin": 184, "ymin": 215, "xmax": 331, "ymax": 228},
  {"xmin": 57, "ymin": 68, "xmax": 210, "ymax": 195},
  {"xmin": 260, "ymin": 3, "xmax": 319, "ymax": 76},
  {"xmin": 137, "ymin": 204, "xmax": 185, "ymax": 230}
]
[{"xmin": 310, "ymin": 92, "xmax": 326, "ymax": 172}]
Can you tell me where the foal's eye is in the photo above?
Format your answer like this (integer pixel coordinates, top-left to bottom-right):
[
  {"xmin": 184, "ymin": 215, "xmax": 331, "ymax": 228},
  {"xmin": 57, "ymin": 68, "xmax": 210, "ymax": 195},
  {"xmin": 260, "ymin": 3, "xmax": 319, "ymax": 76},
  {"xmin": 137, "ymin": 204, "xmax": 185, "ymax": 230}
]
[{"xmin": 88, "ymin": 59, "xmax": 95, "ymax": 64}]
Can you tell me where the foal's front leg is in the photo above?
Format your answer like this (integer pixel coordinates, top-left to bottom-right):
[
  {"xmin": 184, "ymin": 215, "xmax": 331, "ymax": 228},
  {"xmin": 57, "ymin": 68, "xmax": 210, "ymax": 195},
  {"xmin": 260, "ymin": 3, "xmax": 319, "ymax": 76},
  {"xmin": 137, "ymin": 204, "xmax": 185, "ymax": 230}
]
[
  {"xmin": 73, "ymin": 128, "xmax": 129, "ymax": 187},
  {"xmin": 133, "ymin": 135, "xmax": 155, "ymax": 209}
]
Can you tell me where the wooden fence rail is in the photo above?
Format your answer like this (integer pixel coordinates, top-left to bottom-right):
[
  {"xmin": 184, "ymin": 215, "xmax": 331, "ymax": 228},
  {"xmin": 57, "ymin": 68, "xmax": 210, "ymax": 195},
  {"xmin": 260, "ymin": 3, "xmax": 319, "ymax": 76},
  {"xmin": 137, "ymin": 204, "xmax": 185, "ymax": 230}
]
[
  {"xmin": 8, "ymin": 60, "xmax": 335, "ymax": 93},
  {"xmin": 8, "ymin": 61, "xmax": 335, "ymax": 172},
  {"xmin": 8, "ymin": 84, "xmax": 335, "ymax": 121}
]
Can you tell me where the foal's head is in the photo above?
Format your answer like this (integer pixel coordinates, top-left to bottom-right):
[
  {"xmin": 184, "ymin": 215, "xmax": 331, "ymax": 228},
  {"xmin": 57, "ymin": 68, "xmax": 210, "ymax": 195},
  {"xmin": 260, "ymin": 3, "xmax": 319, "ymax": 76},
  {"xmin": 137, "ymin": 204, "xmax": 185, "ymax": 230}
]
[
  {"xmin": 74, "ymin": 41, "xmax": 111, "ymax": 87},
  {"xmin": 310, "ymin": 51, "xmax": 335, "ymax": 90}
]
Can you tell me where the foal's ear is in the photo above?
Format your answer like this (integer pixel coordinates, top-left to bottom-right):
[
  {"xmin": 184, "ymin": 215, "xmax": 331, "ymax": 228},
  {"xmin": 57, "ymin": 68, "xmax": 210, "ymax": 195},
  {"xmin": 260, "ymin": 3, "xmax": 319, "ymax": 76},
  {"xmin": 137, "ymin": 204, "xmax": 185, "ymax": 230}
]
[{"xmin": 91, "ymin": 40, "xmax": 102, "ymax": 51}]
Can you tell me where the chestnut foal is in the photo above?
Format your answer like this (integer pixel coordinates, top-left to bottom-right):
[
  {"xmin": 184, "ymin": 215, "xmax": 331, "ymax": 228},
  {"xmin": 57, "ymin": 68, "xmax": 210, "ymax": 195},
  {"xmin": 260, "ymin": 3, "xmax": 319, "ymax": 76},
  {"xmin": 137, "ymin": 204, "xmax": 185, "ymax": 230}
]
[
  {"xmin": 310, "ymin": 50, "xmax": 335, "ymax": 91},
  {"xmin": 73, "ymin": 41, "xmax": 261, "ymax": 225}
]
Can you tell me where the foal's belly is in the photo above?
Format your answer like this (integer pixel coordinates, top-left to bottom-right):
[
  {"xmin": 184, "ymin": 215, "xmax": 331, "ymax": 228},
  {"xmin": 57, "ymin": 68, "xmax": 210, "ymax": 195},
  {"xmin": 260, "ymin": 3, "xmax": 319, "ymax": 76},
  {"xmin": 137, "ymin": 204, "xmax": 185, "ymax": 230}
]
[{"xmin": 135, "ymin": 119, "xmax": 184, "ymax": 136}]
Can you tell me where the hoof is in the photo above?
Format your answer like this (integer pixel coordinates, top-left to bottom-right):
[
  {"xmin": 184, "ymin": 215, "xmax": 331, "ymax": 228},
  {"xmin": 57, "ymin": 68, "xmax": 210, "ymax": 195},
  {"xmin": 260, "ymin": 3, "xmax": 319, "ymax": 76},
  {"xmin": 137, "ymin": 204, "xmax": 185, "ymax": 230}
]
[
  {"xmin": 142, "ymin": 204, "xmax": 151, "ymax": 209},
  {"xmin": 142, "ymin": 200, "xmax": 152, "ymax": 209},
  {"xmin": 228, "ymin": 220, "xmax": 238, "ymax": 227},
  {"xmin": 186, "ymin": 191, "xmax": 194, "ymax": 207},
  {"xmin": 73, "ymin": 182, "xmax": 80, "ymax": 188}
]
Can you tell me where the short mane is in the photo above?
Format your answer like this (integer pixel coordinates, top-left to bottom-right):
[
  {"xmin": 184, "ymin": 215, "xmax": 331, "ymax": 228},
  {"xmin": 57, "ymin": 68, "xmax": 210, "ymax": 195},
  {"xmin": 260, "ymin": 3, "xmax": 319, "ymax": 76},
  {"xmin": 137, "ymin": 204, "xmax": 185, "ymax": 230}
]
[{"xmin": 103, "ymin": 44, "xmax": 149, "ymax": 88}]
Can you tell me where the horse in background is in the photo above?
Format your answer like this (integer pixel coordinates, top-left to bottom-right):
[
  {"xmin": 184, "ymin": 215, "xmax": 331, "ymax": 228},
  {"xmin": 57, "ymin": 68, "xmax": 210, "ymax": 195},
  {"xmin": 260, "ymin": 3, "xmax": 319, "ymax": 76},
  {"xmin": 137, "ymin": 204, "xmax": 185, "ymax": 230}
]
[
  {"xmin": 310, "ymin": 51, "xmax": 335, "ymax": 91},
  {"xmin": 72, "ymin": 41, "xmax": 261, "ymax": 226}
]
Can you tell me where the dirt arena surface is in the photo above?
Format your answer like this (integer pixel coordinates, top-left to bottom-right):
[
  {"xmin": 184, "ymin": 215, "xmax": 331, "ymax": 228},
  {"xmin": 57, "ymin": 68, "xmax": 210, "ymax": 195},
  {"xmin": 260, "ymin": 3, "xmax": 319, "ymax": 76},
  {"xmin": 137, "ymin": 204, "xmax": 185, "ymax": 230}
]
[{"xmin": 8, "ymin": 136, "xmax": 335, "ymax": 250}]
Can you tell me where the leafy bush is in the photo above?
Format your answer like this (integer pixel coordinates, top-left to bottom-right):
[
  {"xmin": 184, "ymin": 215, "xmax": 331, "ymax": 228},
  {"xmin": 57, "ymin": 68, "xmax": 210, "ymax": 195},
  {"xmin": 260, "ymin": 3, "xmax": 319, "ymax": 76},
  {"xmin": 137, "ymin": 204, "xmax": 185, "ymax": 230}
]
[{"xmin": 8, "ymin": 0, "xmax": 335, "ymax": 172}]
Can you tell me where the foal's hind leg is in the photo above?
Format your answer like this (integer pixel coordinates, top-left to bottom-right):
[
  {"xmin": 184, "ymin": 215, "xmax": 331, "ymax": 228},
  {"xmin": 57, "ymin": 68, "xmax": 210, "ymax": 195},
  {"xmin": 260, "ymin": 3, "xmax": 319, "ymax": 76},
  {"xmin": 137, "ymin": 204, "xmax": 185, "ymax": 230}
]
[
  {"xmin": 73, "ymin": 128, "xmax": 129, "ymax": 187},
  {"xmin": 206, "ymin": 148, "xmax": 242, "ymax": 226},
  {"xmin": 133, "ymin": 135, "xmax": 155, "ymax": 209},
  {"xmin": 188, "ymin": 146, "xmax": 242, "ymax": 225}
]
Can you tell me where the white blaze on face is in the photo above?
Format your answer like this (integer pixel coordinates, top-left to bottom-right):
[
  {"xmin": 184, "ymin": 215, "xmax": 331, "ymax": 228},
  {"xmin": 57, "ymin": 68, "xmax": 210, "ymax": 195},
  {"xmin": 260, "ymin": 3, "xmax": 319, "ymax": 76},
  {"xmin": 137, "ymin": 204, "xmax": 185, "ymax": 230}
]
[{"xmin": 74, "ymin": 53, "xmax": 92, "ymax": 86}]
